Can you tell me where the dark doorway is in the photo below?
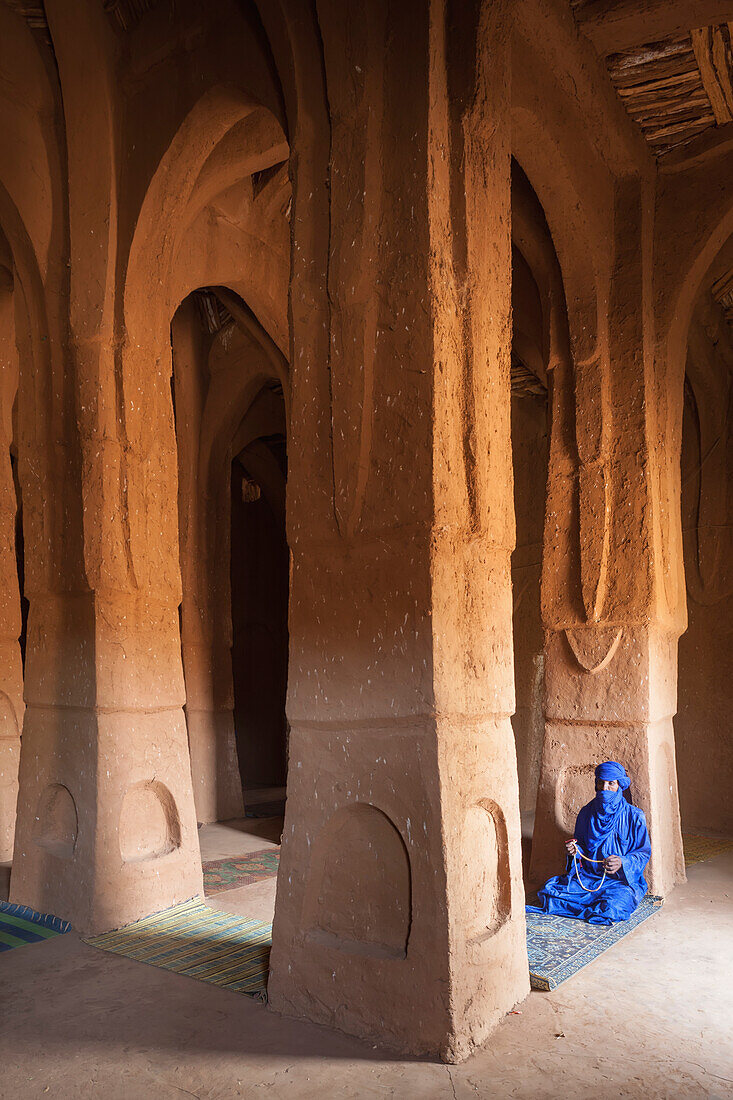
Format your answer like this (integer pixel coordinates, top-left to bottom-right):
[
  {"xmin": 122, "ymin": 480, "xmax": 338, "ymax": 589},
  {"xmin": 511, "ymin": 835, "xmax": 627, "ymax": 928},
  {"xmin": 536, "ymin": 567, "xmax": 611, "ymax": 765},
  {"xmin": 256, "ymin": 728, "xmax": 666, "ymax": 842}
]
[
  {"xmin": 230, "ymin": 428, "xmax": 289, "ymax": 802},
  {"xmin": 510, "ymin": 244, "xmax": 549, "ymax": 830}
]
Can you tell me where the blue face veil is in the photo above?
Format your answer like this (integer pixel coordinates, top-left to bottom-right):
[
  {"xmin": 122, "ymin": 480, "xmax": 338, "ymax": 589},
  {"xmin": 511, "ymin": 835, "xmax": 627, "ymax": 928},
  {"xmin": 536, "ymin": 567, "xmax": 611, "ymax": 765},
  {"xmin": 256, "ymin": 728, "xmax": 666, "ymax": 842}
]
[
  {"xmin": 585, "ymin": 760, "xmax": 632, "ymax": 846},
  {"xmin": 594, "ymin": 760, "xmax": 630, "ymax": 813}
]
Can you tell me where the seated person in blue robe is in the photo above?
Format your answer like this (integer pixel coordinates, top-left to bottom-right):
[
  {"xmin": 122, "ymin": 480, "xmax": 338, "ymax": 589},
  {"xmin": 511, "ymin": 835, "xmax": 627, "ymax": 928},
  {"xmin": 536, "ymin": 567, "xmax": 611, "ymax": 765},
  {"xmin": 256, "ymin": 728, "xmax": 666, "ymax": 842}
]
[{"xmin": 526, "ymin": 760, "xmax": 651, "ymax": 925}]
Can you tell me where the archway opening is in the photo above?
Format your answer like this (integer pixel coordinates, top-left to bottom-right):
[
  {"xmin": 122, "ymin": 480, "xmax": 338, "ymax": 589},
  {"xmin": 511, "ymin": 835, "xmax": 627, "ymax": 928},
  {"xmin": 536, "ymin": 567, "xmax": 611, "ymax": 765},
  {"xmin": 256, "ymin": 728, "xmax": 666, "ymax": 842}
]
[
  {"xmin": 509, "ymin": 160, "xmax": 557, "ymax": 883},
  {"xmin": 171, "ymin": 283, "xmax": 289, "ymax": 937},
  {"xmin": 118, "ymin": 77, "xmax": 295, "ymax": 949},
  {"xmin": 510, "ymin": 244, "xmax": 548, "ymax": 846}
]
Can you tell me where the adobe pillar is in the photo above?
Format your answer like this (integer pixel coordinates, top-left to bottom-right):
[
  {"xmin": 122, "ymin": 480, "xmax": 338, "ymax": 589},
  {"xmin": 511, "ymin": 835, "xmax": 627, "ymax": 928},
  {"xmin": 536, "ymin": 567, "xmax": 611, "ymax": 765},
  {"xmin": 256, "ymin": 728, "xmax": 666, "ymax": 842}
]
[
  {"xmin": 531, "ymin": 180, "xmax": 685, "ymax": 897},
  {"xmin": 11, "ymin": 323, "xmax": 204, "ymax": 932},
  {"xmin": 0, "ymin": 287, "xmax": 23, "ymax": 861},
  {"xmin": 268, "ymin": 0, "xmax": 528, "ymax": 1060}
]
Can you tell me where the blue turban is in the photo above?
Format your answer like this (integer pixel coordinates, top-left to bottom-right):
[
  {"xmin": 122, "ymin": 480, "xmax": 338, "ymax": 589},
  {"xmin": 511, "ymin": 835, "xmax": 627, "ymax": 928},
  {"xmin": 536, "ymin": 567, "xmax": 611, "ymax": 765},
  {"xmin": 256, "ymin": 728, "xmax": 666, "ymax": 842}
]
[{"xmin": 595, "ymin": 760, "xmax": 631, "ymax": 791}]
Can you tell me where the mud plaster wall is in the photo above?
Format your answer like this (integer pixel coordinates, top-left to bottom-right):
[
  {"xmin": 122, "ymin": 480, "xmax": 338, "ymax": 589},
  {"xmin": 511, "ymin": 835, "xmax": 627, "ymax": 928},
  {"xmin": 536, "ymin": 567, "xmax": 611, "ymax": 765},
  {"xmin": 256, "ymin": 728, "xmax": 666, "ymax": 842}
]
[
  {"xmin": 676, "ymin": 298, "xmax": 733, "ymax": 835},
  {"xmin": 0, "ymin": 0, "xmax": 723, "ymax": 1063}
]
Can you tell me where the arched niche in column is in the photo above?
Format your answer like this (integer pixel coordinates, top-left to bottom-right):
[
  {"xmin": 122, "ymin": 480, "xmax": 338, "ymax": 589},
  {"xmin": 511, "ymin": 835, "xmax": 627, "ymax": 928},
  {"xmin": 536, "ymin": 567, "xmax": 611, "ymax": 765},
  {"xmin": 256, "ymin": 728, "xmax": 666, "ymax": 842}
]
[
  {"xmin": 461, "ymin": 799, "xmax": 512, "ymax": 944},
  {"xmin": 303, "ymin": 803, "xmax": 412, "ymax": 959}
]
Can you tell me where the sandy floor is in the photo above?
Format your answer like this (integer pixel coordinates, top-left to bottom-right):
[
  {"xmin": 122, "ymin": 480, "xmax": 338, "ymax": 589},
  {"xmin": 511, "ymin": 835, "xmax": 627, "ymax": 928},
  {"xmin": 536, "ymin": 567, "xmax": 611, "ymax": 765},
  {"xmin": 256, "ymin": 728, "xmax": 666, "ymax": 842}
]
[{"xmin": 1, "ymin": 822, "xmax": 732, "ymax": 1099}]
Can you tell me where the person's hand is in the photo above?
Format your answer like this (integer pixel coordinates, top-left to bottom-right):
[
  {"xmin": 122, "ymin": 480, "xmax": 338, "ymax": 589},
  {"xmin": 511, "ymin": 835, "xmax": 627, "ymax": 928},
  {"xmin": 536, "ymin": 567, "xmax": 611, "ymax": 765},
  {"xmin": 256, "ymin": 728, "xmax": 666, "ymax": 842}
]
[
  {"xmin": 565, "ymin": 838, "xmax": 578, "ymax": 856},
  {"xmin": 604, "ymin": 855, "xmax": 622, "ymax": 874}
]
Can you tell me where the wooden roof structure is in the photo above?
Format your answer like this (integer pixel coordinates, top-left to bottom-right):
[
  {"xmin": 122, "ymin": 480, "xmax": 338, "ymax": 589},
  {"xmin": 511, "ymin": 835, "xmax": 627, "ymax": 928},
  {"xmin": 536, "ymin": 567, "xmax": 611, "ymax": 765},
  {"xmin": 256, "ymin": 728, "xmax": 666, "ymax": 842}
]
[
  {"xmin": 3, "ymin": 0, "xmax": 161, "ymax": 35},
  {"xmin": 572, "ymin": 2, "xmax": 733, "ymax": 157},
  {"xmin": 102, "ymin": 0, "xmax": 159, "ymax": 33},
  {"xmin": 511, "ymin": 356, "xmax": 548, "ymax": 398},
  {"xmin": 606, "ymin": 33, "xmax": 719, "ymax": 156}
]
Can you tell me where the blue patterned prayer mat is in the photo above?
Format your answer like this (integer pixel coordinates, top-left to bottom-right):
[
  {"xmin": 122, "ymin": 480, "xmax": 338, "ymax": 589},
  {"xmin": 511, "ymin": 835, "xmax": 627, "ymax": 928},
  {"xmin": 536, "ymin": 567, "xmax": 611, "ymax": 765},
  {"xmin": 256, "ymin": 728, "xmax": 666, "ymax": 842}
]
[
  {"xmin": 0, "ymin": 900, "xmax": 71, "ymax": 952},
  {"xmin": 527, "ymin": 894, "xmax": 663, "ymax": 991}
]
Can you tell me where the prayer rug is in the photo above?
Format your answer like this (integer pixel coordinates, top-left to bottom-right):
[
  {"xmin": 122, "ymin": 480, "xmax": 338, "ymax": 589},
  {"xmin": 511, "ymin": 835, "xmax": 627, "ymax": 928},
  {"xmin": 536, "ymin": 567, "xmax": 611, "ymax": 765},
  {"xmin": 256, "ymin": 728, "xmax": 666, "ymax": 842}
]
[
  {"xmin": 527, "ymin": 894, "xmax": 662, "ymax": 991},
  {"xmin": 0, "ymin": 900, "xmax": 71, "ymax": 952},
  {"xmin": 682, "ymin": 834, "xmax": 733, "ymax": 867},
  {"xmin": 84, "ymin": 898, "xmax": 271, "ymax": 996},
  {"xmin": 203, "ymin": 850, "xmax": 280, "ymax": 895}
]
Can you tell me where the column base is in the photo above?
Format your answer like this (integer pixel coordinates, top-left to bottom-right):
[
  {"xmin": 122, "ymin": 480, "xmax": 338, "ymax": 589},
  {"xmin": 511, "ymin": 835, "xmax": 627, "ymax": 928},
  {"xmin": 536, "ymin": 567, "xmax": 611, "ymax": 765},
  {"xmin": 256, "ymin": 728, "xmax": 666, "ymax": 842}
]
[
  {"xmin": 11, "ymin": 704, "xmax": 203, "ymax": 934},
  {"xmin": 268, "ymin": 716, "xmax": 529, "ymax": 1061},
  {"xmin": 0, "ymin": 639, "xmax": 24, "ymax": 861},
  {"xmin": 0, "ymin": 734, "xmax": 20, "ymax": 862}
]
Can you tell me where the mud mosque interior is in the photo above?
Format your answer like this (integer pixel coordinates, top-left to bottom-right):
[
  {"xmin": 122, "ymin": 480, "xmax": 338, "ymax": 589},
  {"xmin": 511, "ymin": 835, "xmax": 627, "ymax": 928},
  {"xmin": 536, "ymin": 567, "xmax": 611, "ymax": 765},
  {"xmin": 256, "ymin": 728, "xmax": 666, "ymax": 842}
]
[{"xmin": 0, "ymin": 0, "xmax": 731, "ymax": 1094}]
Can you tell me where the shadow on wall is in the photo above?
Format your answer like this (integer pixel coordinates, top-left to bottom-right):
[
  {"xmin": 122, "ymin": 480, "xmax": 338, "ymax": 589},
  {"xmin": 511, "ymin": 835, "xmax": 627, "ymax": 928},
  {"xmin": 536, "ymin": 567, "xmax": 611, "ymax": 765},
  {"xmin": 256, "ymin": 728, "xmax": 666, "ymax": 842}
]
[
  {"xmin": 677, "ymin": 285, "xmax": 733, "ymax": 836},
  {"xmin": 510, "ymin": 242, "xmax": 549, "ymax": 817}
]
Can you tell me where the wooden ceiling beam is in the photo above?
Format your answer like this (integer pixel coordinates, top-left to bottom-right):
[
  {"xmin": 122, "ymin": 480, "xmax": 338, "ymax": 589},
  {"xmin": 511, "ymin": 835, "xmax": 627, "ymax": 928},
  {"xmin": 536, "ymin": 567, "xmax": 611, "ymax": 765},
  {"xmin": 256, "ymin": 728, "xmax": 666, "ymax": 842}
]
[
  {"xmin": 691, "ymin": 25, "xmax": 733, "ymax": 123},
  {"xmin": 658, "ymin": 118, "xmax": 733, "ymax": 168},
  {"xmin": 574, "ymin": 1, "xmax": 733, "ymax": 55}
]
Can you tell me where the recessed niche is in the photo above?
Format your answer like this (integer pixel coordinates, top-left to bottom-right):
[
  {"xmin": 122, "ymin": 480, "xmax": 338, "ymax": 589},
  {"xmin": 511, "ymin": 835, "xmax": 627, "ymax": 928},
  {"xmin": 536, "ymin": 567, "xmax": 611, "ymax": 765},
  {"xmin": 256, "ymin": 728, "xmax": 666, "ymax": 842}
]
[
  {"xmin": 119, "ymin": 780, "xmax": 182, "ymax": 863},
  {"xmin": 304, "ymin": 803, "xmax": 411, "ymax": 958},
  {"xmin": 463, "ymin": 799, "xmax": 511, "ymax": 942},
  {"xmin": 33, "ymin": 783, "xmax": 78, "ymax": 858},
  {"xmin": 0, "ymin": 689, "xmax": 19, "ymax": 740}
]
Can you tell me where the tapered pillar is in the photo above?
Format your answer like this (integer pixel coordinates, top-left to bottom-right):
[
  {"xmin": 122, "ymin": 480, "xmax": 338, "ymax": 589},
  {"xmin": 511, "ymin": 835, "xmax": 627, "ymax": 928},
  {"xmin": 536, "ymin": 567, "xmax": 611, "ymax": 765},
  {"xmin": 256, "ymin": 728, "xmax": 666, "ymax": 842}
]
[
  {"xmin": 11, "ymin": 0, "xmax": 204, "ymax": 930},
  {"xmin": 0, "ymin": 450, "xmax": 23, "ymax": 862},
  {"xmin": 268, "ymin": 0, "xmax": 527, "ymax": 1061},
  {"xmin": 0, "ymin": 289, "xmax": 23, "ymax": 860},
  {"xmin": 530, "ymin": 180, "xmax": 685, "ymax": 897},
  {"xmin": 12, "ymin": 588, "xmax": 203, "ymax": 932},
  {"xmin": 10, "ymin": 223, "xmax": 203, "ymax": 933},
  {"xmin": 11, "ymin": 328, "xmax": 203, "ymax": 932},
  {"xmin": 181, "ymin": 633, "xmax": 244, "ymax": 825}
]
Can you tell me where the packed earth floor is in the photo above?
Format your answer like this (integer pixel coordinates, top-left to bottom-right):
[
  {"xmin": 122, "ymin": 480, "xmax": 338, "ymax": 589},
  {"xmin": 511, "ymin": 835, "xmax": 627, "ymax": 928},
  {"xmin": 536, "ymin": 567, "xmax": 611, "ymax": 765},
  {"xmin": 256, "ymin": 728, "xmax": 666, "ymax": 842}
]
[{"xmin": 1, "ymin": 822, "xmax": 731, "ymax": 1100}]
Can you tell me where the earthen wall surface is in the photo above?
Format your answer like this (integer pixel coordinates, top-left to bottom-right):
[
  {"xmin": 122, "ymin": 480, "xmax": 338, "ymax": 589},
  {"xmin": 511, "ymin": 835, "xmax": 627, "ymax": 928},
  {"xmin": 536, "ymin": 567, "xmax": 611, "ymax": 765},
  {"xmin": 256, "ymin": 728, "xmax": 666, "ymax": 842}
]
[
  {"xmin": 676, "ymin": 289, "xmax": 733, "ymax": 834},
  {"xmin": 0, "ymin": 0, "xmax": 727, "ymax": 1064}
]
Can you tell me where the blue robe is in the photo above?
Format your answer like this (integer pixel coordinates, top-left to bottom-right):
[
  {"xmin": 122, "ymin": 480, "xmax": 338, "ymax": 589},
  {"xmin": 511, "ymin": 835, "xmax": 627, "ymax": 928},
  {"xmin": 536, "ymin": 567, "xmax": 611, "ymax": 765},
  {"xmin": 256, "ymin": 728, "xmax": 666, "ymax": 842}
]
[{"xmin": 526, "ymin": 794, "xmax": 651, "ymax": 925}]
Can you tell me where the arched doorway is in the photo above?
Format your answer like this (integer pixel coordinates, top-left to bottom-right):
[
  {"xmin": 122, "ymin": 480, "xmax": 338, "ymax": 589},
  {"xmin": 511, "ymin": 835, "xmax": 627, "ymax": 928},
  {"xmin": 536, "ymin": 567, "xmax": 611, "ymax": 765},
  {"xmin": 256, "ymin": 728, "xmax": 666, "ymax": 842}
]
[
  {"xmin": 510, "ymin": 242, "xmax": 549, "ymax": 845},
  {"xmin": 509, "ymin": 161, "xmax": 566, "ymax": 879},
  {"xmin": 171, "ymin": 279, "xmax": 290, "ymax": 933},
  {"xmin": 114, "ymin": 75, "xmax": 293, "ymax": 936},
  {"xmin": 172, "ymin": 285, "xmax": 290, "ymax": 828}
]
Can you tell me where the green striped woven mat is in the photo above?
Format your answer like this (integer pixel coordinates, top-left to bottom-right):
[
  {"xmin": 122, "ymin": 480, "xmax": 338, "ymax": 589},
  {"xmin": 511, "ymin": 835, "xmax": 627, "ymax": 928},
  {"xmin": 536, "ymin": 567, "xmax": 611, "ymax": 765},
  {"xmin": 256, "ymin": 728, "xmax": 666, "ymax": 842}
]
[{"xmin": 84, "ymin": 898, "xmax": 271, "ymax": 996}]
